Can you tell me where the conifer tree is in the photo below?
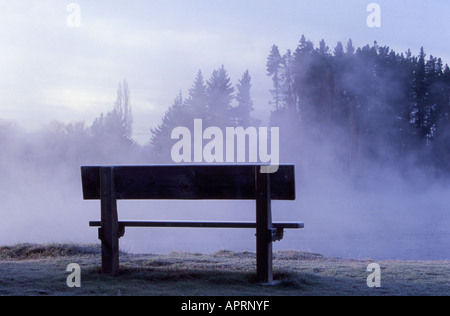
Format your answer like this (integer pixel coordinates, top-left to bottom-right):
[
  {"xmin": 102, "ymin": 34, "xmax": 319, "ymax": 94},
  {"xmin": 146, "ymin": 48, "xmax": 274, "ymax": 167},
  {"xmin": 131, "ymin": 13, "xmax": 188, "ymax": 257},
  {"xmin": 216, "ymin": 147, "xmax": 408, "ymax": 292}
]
[
  {"xmin": 206, "ymin": 65, "xmax": 235, "ymax": 128},
  {"xmin": 266, "ymin": 45, "xmax": 283, "ymax": 110},
  {"xmin": 186, "ymin": 70, "xmax": 208, "ymax": 121},
  {"xmin": 235, "ymin": 70, "xmax": 255, "ymax": 127},
  {"xmin": 150, "ymin": 91, "xmax": 187, "ymax": 161}
]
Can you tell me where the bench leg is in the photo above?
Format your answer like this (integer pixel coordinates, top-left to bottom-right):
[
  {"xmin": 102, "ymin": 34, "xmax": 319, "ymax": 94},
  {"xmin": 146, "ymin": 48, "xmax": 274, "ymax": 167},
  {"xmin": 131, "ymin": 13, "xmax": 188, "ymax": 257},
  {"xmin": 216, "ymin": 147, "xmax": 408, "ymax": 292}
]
[
  {"xmin": 256, "ymin": 167, "xmax": 273, "ymax": 284},
  {"xmin": 100, "ymin": 167, "xmax": 120, "ymax": 276}
]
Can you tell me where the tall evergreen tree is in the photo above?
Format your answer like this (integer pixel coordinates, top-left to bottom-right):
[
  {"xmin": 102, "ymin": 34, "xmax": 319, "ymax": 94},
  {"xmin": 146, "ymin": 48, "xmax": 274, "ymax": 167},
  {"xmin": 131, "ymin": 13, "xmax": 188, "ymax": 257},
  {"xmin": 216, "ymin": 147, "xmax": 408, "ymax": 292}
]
[
  {"xmin": 235, "ymin": 70, "xmax": 255, "ymax": 127},
  {"xmin": 346, "ymin": 39, "xmax": 355, "ymax": 55},
  {"xmin": 280, "ymin": 49, "xmax": 296, "ymax": 113},
  {"xmin": 266, "ymin": 45, "xmax": 283, "ymax": 110},
  {"xmin": 186, "ymin": 70, "xmax": 208, "ymax": 121},
  {"xmin": 206, "ymin": 65, "xmax": 235, "ymax": 128},
  {"xmin": 150, "ymin": 91, "xmax": 188, "ymax": 161},
  {"xmin": 333, "ymin": 41, "xmax": 344, "ymax": 57},
  {"xmin": 412, "ymin": 47, "xmax": 429, "ymax": 141},
  {"xmin": 293, "ymin": 35, "xmax": 316, "ymax": 115}
]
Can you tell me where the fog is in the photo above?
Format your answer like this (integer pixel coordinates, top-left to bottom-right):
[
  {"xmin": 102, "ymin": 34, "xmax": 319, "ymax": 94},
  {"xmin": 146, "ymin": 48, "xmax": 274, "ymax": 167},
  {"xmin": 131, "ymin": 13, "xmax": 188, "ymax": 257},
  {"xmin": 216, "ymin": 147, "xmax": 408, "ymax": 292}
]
[
  {"xmin": 1, "ymin": 0, "xmax": 450, "ymax": 259},
  {"xmin": 288, "ymin": 131, "xmax": 450, "ymax": 260},
  {"xmin": 1, "ymin": 95, "xmax": 449, "ymax": 261}
]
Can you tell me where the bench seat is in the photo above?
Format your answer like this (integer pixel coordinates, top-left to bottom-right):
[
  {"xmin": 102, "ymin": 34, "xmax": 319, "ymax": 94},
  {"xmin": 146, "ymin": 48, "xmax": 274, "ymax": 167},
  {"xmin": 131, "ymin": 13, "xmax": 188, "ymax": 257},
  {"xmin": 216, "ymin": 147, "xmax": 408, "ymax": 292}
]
[{"xmin": 89, "ymin": 221, "xmax": 304, "ymax": 229}]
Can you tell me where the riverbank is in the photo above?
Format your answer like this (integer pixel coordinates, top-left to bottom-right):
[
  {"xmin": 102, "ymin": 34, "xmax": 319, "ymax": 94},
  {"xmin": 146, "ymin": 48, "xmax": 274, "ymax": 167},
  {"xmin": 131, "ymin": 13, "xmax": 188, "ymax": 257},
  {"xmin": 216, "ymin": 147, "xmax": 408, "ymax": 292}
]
[{"xmin": 0, "ymin": 243, "xmax": 448, "ymax": 296}]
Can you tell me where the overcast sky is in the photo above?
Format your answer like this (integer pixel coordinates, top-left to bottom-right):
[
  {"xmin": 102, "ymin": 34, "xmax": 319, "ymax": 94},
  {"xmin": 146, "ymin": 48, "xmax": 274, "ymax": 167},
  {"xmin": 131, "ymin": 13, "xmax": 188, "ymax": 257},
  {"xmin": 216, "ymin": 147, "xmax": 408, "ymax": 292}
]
[{"xmin": 1, "ymin": 0, "xmax": 449, "ymax": 143}]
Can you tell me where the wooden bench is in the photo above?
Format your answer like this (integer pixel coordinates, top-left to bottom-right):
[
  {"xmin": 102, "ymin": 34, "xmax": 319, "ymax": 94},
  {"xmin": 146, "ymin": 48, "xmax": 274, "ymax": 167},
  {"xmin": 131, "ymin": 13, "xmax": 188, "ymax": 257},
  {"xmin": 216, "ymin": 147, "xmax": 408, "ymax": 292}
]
[{"xmin": 81, "ymin": 165, "xmax": 303, "ymax": 284}]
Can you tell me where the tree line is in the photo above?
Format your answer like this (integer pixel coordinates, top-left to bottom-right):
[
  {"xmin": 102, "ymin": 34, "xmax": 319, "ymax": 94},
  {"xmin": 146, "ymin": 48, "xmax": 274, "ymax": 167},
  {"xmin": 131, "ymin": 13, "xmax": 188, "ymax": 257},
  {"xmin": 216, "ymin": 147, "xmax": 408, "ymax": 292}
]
[
  {"xmin": 266, "ymin": 35, "xmax": 450, "ymax": 174},
  {"xmin": 150, "ymin": 66, "xmax": 259, "ymax": 162},
  {"xmin": 0, "ymin": 80, "xmax": 136, "ymax": 176},
  {"xmin": 1, "ymin": 35, "xmax": 449, "ymax": 176}
]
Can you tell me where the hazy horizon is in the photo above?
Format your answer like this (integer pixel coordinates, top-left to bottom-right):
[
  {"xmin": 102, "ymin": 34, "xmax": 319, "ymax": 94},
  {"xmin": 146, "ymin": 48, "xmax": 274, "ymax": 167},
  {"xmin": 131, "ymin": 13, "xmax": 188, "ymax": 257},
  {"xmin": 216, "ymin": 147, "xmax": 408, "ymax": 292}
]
[
  {"xmin": 2, "ymin": 1, "xmax": 450, "ymax": 144},
  {"xmin": 1, "ymin": 1, "xmax": 450, "ymax": 261}
]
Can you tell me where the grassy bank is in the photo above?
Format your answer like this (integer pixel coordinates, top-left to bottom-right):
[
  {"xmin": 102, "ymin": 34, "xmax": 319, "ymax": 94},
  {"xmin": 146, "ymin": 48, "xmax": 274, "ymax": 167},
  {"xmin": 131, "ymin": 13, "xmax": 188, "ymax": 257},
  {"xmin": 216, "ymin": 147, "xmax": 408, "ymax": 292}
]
[{"xmin": 0, "ymin": 243, "xmax": 449, "ymax": 296}]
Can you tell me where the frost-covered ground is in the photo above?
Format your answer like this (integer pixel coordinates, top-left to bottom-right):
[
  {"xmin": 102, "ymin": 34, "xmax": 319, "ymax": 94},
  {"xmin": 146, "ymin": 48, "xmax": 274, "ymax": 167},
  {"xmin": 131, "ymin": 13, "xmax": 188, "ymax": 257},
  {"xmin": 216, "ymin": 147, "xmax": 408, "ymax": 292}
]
[{"xmin": 0, "ymin": 244, "xmax": 449, "ymax": 296}]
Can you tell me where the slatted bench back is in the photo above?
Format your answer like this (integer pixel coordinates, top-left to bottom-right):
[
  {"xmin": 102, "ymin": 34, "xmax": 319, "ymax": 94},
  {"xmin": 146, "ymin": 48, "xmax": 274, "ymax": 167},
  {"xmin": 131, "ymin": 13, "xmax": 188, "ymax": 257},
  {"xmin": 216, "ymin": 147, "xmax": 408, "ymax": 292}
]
[{"xmin": 81, "ymin": 165, "xmax": 295, "ymax": 201}]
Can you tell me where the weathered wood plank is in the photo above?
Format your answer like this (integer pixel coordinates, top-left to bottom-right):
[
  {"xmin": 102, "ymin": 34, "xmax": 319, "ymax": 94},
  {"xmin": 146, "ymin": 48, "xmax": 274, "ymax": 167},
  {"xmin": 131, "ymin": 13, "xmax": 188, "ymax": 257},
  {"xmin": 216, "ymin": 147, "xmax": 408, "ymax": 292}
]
[{"xmin": 81, "ymin": 165, "xmax": 295, "ymax": 201}]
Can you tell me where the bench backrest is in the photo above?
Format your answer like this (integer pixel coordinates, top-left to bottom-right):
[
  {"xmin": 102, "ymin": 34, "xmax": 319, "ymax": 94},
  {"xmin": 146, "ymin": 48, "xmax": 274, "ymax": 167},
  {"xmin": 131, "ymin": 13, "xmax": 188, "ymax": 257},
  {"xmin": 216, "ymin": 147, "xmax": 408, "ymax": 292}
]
[{"xmin": 81, "ymin": 165, "xmax": 295, "ymax": 201}]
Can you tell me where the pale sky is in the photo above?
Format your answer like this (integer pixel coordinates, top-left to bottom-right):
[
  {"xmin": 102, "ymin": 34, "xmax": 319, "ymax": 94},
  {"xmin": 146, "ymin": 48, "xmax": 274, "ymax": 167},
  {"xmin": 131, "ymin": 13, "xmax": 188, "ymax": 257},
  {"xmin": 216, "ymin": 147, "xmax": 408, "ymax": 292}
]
[{"xmin": 1, "ymin": 0, "xmax": 449, "ymax": 143}]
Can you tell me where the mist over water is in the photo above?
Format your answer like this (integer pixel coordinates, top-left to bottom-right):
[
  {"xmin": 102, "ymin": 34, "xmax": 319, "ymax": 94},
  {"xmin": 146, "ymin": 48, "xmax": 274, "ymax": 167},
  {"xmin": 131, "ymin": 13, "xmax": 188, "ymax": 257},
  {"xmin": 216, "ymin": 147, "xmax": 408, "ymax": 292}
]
[
  {"xmin": 2, "ymin": 33, "xmax": 450, "ymax": 261},
  {"xmin": 295, "ymin": 155, "xmax": 450, "ymax": 260},
  {"xmin": 280, "ymin": 118, "xmax": 450, "ymax": 260},
  {"xmin": 1, "ymin": 117, "xmax": 449, "ymax": 261}
]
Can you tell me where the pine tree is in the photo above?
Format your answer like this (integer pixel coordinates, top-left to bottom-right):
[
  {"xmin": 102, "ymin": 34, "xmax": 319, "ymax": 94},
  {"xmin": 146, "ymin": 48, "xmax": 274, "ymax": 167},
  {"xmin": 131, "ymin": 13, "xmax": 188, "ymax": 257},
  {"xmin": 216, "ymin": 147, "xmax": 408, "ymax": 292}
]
[
  {"xmin": 333, "ymin": 41, "xmax": 344, "ymax": 57},
  {"xmin": 266, "ymin": 45, "xmax": 283, "ymax": 110},
  {"xmin": 313, "ymin": 39, "xmax": 335, "ymax": 126},
  {"xmin": 295, "ymin": 35, "xmax": 315, "ymax": 56},
  {"xmin": 280, "ymin": 49, "xmax": 296, "ymax": 113},
  {"xmin": 206, "ymin": 65, "xmax": 235, "ymax": 128},
  {"xmin": 292, "ymin": 35, "xmax": 316, "ymax": 121},
  {"xmin": 412, "ymin": 47, "xmax": 429, "ymax": 141},
  {"xmin": 235, "ymin": 70, "xmax": 255, "ymax": 127},
  {"xmin": 318, "ymin": 39, "xmax": 329, "ymax": 55},
  {"xmin": 186, "ymin": 70, "xmax": 208, "ymax": 121},
  {"xmin": 150, "ymin": 91, "xmax": 188, "ymax": 161},
  {"xmin": 346, "ymin": 39, "xmax": 355, "ymax": 55},
  {"xmin": 432, "ymin": 64, "xmax": 450, "ymax": 171}
]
